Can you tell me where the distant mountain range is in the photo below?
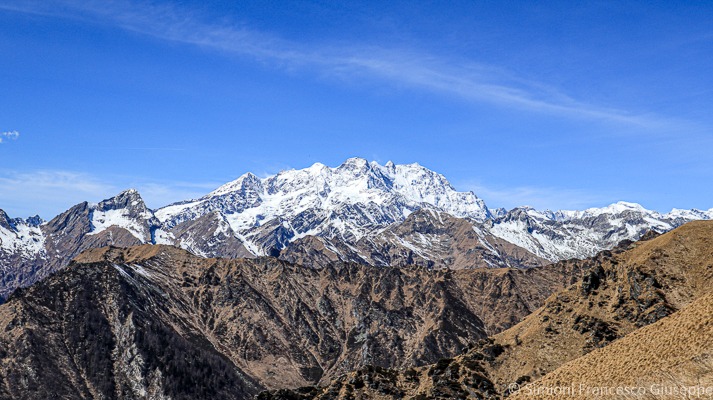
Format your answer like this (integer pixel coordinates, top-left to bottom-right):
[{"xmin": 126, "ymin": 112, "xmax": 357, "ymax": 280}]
[{"xmin": 1, "ymin": 157, "xmax": 711, "ymax": 299}]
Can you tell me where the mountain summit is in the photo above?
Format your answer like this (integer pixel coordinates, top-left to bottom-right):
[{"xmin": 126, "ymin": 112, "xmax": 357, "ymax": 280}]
[{"xmin": 156, "ymin": 158, "xmax": 491, "ymax": 243}]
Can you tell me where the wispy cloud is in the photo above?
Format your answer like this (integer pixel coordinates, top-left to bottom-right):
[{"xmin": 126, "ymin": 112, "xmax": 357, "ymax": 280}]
[
  {"xmin": 0, "ymin": 169, "xmax": 218, "ymax": 218},
  {"xmin": 0, "ymin": 0, "xmax": 687, "ymax": 129},
  {"xmin": 461, "ymin": 181, "xmax": 613, "ymax": 211},
  {"xmin": 0, "ymin": 170, "xmax": 117, "ymax": 217},
  {"xmin": 0, "ymin": 130, "xmax": 19, "ymax": 143}
]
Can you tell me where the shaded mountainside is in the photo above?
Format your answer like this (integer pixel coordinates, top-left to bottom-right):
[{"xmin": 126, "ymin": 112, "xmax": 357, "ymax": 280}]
[
  {"xmin": 281, "ymin": 209, "xmax": 549, "ymax": 271},
  {"xmin": 263, "ymin": 221, "xmax": 713, "ymax": 399},
  {"xmin": 0, "ymin": 254, "xmax": 260, "ymax": 400},
  {"xmin": 0, "ymin": 244, "xmax": 588, "ymax": 399}
]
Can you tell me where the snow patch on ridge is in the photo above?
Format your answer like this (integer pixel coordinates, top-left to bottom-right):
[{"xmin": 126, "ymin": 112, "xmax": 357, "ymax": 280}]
[
  {"xmin": 89, "ymin": 209, "xmax": 150, "ymax": 241},
  {"xmin": 0, "ymin": 221, "xmax": 45, "ymax": 257}
]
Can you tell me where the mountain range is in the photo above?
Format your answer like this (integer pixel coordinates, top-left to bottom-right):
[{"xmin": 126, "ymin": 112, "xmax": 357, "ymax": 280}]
[
  {"xmin": 2, "ymin": 218, "xmax": 712, "ymax": 399},
  {"xmin": 1, "ymin": 158, "xmax": 712, "ymax": 399},
  {"xmin": 1, "ymin": 157, "xmax": 711, "ymax": 300}
]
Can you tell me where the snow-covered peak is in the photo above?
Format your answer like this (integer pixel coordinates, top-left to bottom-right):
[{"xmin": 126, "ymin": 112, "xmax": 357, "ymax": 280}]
[
  {"xmin": 488, "ymin": 199, "xmax": 709, "ymax": 262},
  {"xmin": 154, "ymin": 158, "xmax": 491, "ymax": 254},
  {"xmin": 0, "ymin": 209, "xmax": 45, "ymax": 256},
  {"xmin": 97, "ymin": 189, "xmax": 148, "ymax": 212},
  {"xmin": 171, "ymin": 158, "xmax": 490, "ymax": 222},
  {"xmin": 666, "ymin": 208, "xmax": 713, "ymax": 221},
  {"xmin": 585, "ymin": 201, "xmax": 650, "ymax": 216},
  {"xmin": 497, "ymin": 206, "xmax": 551, "ymax": 222},
  {"xmin": 490, "ymin": 207, "xmax": 507, "ymax": 219},
  {"xmin": 88, "ymin": 190, "xmax": 157, "ymax": 241},
  {"xmin": 544, "ymin": 201, "xmax": 657, "ymax": 222},
  {"xmin": 340, "ymin": 156, "xmax": 370, "ymax": 169},
  {"xmin": 209, "ymin": 172, "xmax": 263, "ymax": 197}
]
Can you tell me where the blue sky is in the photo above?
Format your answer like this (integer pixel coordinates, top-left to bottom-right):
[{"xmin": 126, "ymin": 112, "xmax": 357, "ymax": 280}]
[{"xmin": 1, "ymin": 0, "xmax": 712, "ymax": 218}]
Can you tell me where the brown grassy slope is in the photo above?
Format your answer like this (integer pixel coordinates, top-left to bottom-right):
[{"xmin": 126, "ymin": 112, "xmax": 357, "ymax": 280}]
[
  {"xmin": 452, "ymin": 257, "xmax": 587, "ymax": 335},
  {"xmin": 480, "ymin": 220, "xmax": 713, "ymax": 388},
  {"xmin": 510, "ymin": 289, "xmax": 713, "ymax": 399},
  {"xmin": 259, "ymin": 221, "xmax": 713, "ymax": 399}
]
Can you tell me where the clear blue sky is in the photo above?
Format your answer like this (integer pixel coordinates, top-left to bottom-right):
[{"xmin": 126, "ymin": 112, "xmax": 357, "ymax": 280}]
[{"xmin": 1, "ymin": 0, "xmax": 712, "ymax": 218}]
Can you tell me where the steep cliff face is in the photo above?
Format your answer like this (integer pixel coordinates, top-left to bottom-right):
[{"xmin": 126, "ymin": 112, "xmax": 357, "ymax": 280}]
[{"xmin": 0, "ymin": 243, "xmax": 588, "ymax": 398}]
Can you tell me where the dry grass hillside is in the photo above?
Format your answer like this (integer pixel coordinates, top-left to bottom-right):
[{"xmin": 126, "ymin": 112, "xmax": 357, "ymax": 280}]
[
  {"xmin": 510, "ymin": 289, "xmax": 713, "ymax": 399},
  {"xmin": 484, "ymin": 220, "xmax": 713, "ymax": 388}
]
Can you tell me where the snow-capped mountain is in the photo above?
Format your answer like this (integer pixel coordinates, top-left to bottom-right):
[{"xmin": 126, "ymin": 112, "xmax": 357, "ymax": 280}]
[
  {"xmin": 1, "ymin": 157, "xmax": 712, "ymax": 300},
  {"xmin": 0, "ymin": 211, "xmax": 44, "ymax": 261},
  {"xmin": 154, "ymin": 158, "xmax": 492, "ymax": 255},
  {"xmin": 490, "ymin": 202, "xmax": 713, "ymax": 261},
  {"xmin": 0, "ymin": 190, "xmax": 159, "ymax": 299},
  {"xmin": 87, "ymin": 188, "xmax": 159, "ymax": 242}
]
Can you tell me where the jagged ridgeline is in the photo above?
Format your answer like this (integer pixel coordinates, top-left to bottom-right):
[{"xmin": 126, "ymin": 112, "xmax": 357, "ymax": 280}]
[{"xmin": 1, "ymin": 158, "xmax": 711, "ymax": 300}]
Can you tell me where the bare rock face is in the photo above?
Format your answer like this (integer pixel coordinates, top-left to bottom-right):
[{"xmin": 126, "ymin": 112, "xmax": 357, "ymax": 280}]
[
  {"xmin": 169, "ymin": 211, "xmax": 253, "ymax": 258},
  {"xmin": 0, "ymin": 243, "xmax": 589, "ymax": 398}
]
